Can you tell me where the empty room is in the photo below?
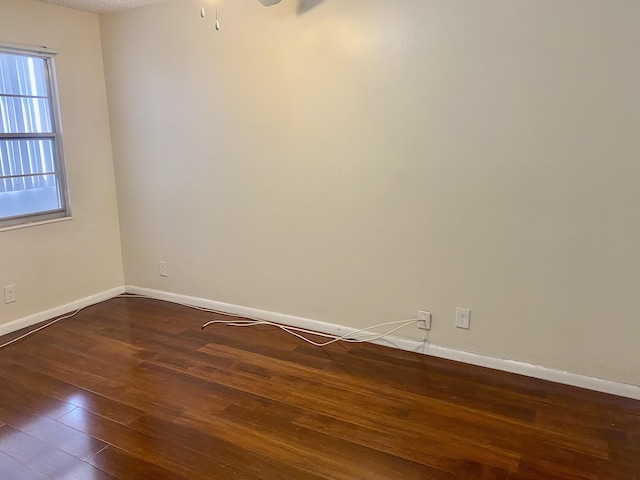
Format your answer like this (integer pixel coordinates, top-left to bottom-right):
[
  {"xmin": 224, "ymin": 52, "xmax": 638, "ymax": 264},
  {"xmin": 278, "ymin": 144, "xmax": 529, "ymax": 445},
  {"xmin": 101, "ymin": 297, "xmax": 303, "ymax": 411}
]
[{"xmin": 0, "ymin": 0, "xmax": 639, "ymax": 478}]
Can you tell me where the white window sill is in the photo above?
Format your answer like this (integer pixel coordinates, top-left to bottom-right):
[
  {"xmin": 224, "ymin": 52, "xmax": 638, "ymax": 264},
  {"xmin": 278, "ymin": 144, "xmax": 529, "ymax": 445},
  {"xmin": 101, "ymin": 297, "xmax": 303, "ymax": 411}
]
[{"xmin": 0, "ymin": 216, "xmax": 73, "ymax": 233}]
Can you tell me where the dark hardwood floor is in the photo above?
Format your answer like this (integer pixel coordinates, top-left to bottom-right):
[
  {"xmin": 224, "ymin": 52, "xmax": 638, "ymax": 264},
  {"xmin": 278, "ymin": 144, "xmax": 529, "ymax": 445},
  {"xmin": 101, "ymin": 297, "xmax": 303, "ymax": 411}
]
[{"xmin": 0, "ymin": 297, "xmax": 639, "ymax": 479}]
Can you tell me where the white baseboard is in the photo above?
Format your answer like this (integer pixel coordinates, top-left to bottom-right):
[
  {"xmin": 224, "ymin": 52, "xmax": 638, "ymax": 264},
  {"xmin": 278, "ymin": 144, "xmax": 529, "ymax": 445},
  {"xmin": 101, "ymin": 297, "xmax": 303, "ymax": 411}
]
[
  {"xmin": 126, "ymin": 285, "xmax": 640, "ymax": 401},
  {"xmin": 425, "ymin": 344, "xmax": 640, "ymax": 400},
  {"xmin": 0, "ymin": 286, "xmax": 126, "ymax": 338}
]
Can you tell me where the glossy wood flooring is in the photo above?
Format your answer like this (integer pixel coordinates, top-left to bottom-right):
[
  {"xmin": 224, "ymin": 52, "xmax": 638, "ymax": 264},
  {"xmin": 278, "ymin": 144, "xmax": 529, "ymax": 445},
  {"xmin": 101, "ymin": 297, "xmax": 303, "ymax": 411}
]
[{"xmin": 0, "ymin": 297, "xmax": 639, "ymax": 479}]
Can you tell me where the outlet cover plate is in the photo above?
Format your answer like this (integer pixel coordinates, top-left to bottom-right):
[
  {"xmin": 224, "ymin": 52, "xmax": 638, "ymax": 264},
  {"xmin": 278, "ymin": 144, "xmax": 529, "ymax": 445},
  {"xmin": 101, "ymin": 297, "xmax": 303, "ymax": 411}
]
[
  {"xmin": 4, "ymin": 284, "xmax": 16, "ymax": 304},
  {"xmin": 456, "ymin": 307, "xmax": 470, "ymax": 329},
  {"xmin": 418, "ymin": 310, "xmax": 431, "ymax": 330},
  {"xmin": 159, "ymin": 261, "xmax": 168, "ymax": 277}
]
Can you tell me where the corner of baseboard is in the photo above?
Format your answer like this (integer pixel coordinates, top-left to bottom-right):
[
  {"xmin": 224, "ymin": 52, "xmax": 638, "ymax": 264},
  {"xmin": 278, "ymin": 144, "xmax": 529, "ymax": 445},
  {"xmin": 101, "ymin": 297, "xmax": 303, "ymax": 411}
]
[{"xmin": 0, "ymin": 285, "xmax": 125, "ymax": 338}]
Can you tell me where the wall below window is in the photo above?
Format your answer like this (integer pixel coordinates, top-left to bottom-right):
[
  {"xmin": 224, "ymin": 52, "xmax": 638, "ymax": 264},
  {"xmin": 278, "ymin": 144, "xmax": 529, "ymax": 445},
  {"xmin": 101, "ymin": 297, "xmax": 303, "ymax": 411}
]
[
  {"xmin": 99, "ymin": 0, "xmax": 640, "ymax": 388},
  {"xmin": 0, "ymin": 0, "xmax": 124, "ymax": 325}
]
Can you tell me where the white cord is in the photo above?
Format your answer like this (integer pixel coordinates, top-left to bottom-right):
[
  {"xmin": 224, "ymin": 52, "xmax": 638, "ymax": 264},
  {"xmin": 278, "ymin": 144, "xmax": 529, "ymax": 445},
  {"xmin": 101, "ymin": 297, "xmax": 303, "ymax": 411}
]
[
  {"xmin": 0, "ymin": 308, "xmax": 82, "ymax": 350},
  {"xmin": 201, "ymin": 317, "xmax": 419, "ymax": 347},
  {"xmin": 122, "ymin": 293, "xmax": 421, "ymax": 347},
  {"xmin": 0, "ymin": 293, "xmax": 421, "ymax": 350}
]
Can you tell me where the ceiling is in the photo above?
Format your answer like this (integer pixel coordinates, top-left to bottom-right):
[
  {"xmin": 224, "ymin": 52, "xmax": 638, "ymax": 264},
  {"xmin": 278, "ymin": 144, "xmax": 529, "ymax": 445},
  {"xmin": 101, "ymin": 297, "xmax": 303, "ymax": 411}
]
[
  {"xmin": 38, "ymin": 0, "xmax": 175, "ymax": 14},
  {"xmin": 38, "ymin": 0, "xmax": 319, "ymax": 15}
]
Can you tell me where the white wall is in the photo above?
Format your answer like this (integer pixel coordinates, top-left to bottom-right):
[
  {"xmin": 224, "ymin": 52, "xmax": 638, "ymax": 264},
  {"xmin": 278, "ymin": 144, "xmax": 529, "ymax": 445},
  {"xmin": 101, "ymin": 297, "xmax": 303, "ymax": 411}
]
[
  {"xmin": 100, "ymin": 0, "xmax": 640, "ymax": 386},
  {"xmin": 0, "ymin": 0, "xmax": 124, "ymax": 326}
]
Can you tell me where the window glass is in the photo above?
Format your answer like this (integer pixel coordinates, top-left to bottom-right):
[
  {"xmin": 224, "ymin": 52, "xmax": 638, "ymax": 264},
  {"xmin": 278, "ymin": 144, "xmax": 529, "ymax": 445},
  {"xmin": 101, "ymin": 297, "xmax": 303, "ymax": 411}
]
[{"xmin": 0, "ymin": 48, "xmax": 69, "ymax": 229}]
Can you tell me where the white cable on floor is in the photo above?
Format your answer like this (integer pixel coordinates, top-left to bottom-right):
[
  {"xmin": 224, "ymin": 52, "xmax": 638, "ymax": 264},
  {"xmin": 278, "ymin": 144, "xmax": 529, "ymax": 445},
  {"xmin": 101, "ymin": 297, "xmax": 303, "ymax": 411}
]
[
  {"xmin": 0, "ymin": 293, "xmax": 421, "ymax": 349},
  {"xmin": 0, "ymin": 308, "xmax": 82, "ymax": 350},
  {"xmin": 201, "ymin": 317, "xmax": 419, "ymax": 347},
  {"xmin": 119, "ymin": 293, "xmax": 421, "ymax": 346}
]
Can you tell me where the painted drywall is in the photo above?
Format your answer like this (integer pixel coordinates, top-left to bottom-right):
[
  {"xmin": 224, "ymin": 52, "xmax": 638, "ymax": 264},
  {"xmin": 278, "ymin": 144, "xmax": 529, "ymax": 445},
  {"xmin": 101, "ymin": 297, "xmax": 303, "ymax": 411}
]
[
  {"xmin": 100, "ymin": 0, "xmax": 640, "ymax": 386},
  {"xmin": 0, "ymin": 0, "xmax": 124, "ymax": 325}
]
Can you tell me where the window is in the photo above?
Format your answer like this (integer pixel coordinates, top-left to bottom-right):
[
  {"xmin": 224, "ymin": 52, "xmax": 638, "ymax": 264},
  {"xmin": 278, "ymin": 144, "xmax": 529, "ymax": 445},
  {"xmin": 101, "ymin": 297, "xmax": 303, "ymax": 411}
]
[{"xmin": 0, "ymin": 45, "xmax": 70, "ymax": 229}]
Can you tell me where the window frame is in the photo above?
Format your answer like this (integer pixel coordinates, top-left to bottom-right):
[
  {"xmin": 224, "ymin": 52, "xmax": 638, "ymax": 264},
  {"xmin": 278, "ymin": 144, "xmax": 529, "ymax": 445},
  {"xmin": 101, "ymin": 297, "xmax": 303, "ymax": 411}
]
[{"xmin": 0, "ymin": 42, "xmax": 71, "ymax": 230}]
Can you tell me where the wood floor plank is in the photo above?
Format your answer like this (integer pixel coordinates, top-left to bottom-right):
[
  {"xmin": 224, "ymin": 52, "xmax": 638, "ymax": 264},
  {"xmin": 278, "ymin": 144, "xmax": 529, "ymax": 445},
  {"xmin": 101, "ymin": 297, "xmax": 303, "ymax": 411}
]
[
  {"xmin": 56, "ymin": 407, "xmax": 206, "ymax": 480},
  {"xmin": 14, "ymin": 413, "xmax": 107, "ymax": 461},
  {"xmin": 317, "ymin": 346, "xmax": 541, "ymax": 421},
  {"xmin": 0, "ymin": 448, "xmax": 52, "ymax": 480},
  {"xmin": 0, "ymin": 296, "xmax": 638, "ymax": 479},
  {"xmin": 0, "ymin": 374, "xmax": 76, "ymax": 420},
  {"xmin": 217, "ymin": 403, "xmax": 454, "ymax": 480},
  {"xmin": 88, "ymin": 446, "xmax": 191, "ymax": 480},
  {"xmin": 130, "ymin": 413, "xmax": 351, "ymax": 480},
  {"xmin": 1, "ymin": 343, "xmax": 186, "ymax": 421},
  {"xmin": 60, "ymin": 406, "xmax": 326, "ymax": 480},
  {"xmin": 0, "ymin": 364, "xmax": 145, "ymax": 425},
  {"xmin": 293, "ymin": 410, "xmax": 520, "ymax": 474},
  {"xmin": 175, "ymin": 407, "xmax": 454, "ymax": 480},
  {"xmin": 0, "ymin": 425, "xmax": 115, "ymax": 480}
]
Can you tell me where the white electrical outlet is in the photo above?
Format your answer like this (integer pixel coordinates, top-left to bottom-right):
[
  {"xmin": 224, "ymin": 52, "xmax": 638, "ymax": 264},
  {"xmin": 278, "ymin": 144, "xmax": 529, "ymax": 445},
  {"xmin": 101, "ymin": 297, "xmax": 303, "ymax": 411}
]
[
  {"xmin": 456, "ymin": 307, "xmax": 470, "ymax": 329},
  {"xmin": 4, "ymin": 284, "xmax": 16, "ymax": 304},
  {"xmin": 417, "ymin": 310, "xmax": 431, "ymax": 330},
  {"xmin": 159, "ymin": 261, "xmax": 168, "ymax": 277}
]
